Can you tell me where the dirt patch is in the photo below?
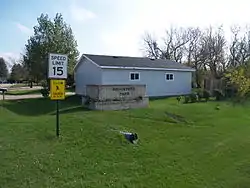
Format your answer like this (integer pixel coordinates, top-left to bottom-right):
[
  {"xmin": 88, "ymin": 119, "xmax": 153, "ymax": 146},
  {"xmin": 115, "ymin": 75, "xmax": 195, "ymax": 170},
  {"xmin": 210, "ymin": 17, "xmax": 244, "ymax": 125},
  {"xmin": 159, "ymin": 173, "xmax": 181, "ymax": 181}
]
[{"xmin": 165, "ymin": 112, "xmax": 188, "ymax": 123}]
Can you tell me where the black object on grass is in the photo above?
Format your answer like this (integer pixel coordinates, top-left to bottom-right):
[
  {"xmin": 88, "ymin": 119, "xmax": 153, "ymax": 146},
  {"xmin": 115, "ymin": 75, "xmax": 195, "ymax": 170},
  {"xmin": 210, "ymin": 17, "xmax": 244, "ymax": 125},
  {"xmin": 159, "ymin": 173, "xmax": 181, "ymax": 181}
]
[{"xmin": 121, "ymin": 131, "xmax": 138, "ymax": 144}]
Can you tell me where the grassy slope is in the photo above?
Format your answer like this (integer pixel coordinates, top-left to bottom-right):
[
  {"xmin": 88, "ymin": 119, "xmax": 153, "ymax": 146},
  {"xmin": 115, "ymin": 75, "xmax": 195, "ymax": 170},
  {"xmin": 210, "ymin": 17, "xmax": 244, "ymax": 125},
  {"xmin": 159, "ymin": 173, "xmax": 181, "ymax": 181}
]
[
  {"xmin": 6, "ymin": 88, "xmax": 74, "ymax": 95},
  {"xmin": 1, "ymin": 96, "xmax": 250, "ymax": 188}
]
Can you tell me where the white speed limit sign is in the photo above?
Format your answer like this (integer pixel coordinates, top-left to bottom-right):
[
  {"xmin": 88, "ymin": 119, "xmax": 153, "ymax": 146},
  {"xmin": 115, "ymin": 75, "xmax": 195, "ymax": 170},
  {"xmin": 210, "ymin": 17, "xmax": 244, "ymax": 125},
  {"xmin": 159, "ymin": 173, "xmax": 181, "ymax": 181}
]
[{"xmin": 48, "ymin": 53, "xmax": 68, "ymax": 79}]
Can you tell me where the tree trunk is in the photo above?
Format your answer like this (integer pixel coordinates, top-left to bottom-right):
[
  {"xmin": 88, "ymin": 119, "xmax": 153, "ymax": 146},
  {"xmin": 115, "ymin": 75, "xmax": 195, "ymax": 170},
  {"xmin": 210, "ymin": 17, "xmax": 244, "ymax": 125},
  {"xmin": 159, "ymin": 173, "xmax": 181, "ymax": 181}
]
[{"xmin": 30, "ymin": 81, "xmax": 33, "ymax": 88}]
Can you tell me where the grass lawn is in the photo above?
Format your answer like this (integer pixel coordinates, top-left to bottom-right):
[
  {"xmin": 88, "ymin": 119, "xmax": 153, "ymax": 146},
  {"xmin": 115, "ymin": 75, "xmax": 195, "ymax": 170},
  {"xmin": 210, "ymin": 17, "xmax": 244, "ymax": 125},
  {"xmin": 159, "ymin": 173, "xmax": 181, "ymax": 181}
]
[
  {"xmin": 1, "ymin": 96, "xmax": 250, "ymax": 187},
  {"xmin": 6, "ymin": 88, "xmax": 74, "ymax": 95}
]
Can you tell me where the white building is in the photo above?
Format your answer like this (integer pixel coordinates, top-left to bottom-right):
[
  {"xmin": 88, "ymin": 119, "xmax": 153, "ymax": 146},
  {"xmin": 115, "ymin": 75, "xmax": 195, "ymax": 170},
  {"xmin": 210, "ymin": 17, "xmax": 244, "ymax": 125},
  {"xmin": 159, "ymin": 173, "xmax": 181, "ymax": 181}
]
[{"xmin": 74, "ymin": 54, "xmax": 195, "ymax": 97}]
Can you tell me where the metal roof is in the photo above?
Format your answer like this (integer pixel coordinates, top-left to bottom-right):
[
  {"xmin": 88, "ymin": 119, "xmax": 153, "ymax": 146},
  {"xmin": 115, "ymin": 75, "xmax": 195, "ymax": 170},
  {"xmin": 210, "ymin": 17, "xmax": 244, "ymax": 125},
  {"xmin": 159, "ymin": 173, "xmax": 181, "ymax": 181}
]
[{"xmin": 84, "ymin": 54, "xmax": 194, "ymax": 71}]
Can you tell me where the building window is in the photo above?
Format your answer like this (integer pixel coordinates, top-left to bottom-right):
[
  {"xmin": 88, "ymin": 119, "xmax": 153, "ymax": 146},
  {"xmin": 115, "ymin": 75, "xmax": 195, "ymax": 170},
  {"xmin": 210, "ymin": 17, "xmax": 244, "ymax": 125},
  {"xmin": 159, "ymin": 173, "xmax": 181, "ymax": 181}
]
[
  {"xmin": 166, "ymin": 73, "xmax": 174, "ymax": 81},
  {"xmin": 130, "ymin": 72, "xmax": 140, "ymax": 80}
]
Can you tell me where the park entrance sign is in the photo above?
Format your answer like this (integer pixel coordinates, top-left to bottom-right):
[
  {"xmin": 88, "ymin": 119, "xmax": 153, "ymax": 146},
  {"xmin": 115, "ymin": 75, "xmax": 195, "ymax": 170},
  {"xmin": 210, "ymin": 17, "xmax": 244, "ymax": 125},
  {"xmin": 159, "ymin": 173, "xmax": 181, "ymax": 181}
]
[
  {"xmin": 48, "ymin": 53, "xmax": 68, "ymax": 137},
  {"xmin": 48, "ymin": 53, "xmax": 68, "ymax": 79}
]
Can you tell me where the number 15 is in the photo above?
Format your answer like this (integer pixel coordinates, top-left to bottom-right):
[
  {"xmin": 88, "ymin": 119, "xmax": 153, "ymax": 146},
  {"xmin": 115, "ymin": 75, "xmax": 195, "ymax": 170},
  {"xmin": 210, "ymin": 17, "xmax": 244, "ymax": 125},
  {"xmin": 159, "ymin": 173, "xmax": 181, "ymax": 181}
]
[{"xmin": 53, "ymin": 67, "xmax": 63, "ymax": 76}]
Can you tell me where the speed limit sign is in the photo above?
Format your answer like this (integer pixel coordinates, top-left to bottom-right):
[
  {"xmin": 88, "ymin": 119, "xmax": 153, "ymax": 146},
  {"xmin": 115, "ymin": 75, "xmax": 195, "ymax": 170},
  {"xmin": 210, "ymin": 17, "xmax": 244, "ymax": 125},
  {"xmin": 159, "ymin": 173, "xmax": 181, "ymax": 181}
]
[{"xmin": 48, "ymin": 53, "xmax": 68, "ymax": 79}]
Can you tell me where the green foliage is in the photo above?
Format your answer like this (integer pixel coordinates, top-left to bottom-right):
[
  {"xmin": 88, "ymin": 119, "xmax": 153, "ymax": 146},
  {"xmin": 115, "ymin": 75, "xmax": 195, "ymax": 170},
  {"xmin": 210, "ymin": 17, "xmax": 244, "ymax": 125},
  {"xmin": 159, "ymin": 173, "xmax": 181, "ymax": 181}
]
[
  {"xmin": 40, "ymin": 80, "xmax": 48, "ymax": 88},
  {"xmin": 190, "ymin": 93, "xmax": 198, "ymax": 103},
  {"xmin": 183, "ymin": 95, "xmax": 190, "ymax": 103},
  {"xmin": 66, "ymin": 74, "xmax": 74, "ymax": 87},
  {"xmin": 10, "ymin": 63, "xmax": 28, "ymax": 81},
  {"xmin": 176, "ymin": 96, "xmax": 181, "ymax": 103},
  {"xmin": 40, "ymin": 80, "xmax": 49, "ymax": 98},
  {"xmin": 224, "ymin": 67, "xmax": 250, "ymax": 100},
  {"xmin": 22, "ymin": 13, "xmax": 79, "ymax": 82},
  {"xmin": 213, "ymin": 89, "xmax": 224, "ymax": 101},
  {"xmin": 190, "ymin": 88, "xmax": 210, "ymax": 102},
  {"xmin": 203, "ymin": 90, "xmax": 211, "ymax": 101},
  {"xmin": 40, "ymin": 88, "xmax": 49, "ymax": 98},
  {"xmin": 0, "ymin": 57, "xmax": 8, "ymax": 79}
]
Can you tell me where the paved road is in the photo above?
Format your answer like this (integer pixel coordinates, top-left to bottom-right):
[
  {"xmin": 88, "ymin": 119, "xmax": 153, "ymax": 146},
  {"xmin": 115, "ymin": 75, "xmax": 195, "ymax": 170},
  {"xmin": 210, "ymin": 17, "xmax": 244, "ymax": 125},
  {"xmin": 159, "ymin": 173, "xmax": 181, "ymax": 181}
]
[
  {"xmin": 0, "ymin": 92, "xmax": 75, "ymax": 100},
  {"xmin": 0, "ymin": 84, "xmax": 13, "ymax": 88}
]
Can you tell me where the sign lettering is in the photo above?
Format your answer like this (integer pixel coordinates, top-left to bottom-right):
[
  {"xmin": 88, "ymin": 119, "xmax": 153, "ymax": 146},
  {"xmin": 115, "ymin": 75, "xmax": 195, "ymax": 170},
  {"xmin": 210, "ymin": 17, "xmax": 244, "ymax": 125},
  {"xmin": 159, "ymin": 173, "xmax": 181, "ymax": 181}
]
[
  {"xmin": 50, "ymin": 80, "xmax": 66, "ymax": 100},
  {"xmin": 48, "ymin": 53, "xmax": 68, "ymax": 79},
  {"xmin": 111, "ymin": 87, "xmax": 135, "ymax": 97}
]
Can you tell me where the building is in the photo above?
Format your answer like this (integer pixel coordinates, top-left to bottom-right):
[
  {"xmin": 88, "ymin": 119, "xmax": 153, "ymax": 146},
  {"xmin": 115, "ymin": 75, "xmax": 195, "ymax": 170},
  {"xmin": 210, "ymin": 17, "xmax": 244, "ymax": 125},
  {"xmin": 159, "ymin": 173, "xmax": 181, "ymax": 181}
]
[{"xmin": 74, "ymin": 54, "xmax": 195, "ymax": 97}]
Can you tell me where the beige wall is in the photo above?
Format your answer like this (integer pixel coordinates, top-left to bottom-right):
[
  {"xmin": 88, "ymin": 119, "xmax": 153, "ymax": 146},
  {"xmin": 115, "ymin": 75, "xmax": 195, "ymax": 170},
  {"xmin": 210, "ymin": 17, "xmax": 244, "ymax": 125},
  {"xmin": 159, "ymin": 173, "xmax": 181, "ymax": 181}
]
[{"xmin": 86, "ymin": 85, "xmax": 146, "ymax": 100}]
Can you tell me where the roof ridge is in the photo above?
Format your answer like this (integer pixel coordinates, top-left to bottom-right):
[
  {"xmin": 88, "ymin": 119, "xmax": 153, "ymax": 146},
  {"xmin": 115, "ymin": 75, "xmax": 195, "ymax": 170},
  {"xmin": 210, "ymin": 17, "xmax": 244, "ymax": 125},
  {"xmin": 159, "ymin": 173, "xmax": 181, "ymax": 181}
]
[{"xmin": 84, "ymin": 53, "xmax": 148, "ymax": 59}]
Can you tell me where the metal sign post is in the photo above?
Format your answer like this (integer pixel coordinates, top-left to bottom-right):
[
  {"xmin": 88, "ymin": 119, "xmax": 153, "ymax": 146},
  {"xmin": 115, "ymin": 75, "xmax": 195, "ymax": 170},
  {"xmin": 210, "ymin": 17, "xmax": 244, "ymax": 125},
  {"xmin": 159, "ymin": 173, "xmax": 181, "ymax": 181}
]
[
  {"xmin": 48, "ymin": 53, "xmax": 68, "ymax": 137},
  {"xmin": 0, "ymin": 88, "xmax": 7, "ymax": 107}
]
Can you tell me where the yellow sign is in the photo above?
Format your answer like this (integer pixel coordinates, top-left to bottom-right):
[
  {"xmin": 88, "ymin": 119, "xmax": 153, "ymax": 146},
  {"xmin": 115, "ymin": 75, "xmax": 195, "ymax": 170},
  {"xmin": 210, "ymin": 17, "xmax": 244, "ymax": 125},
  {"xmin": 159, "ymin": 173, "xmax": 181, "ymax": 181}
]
[{"xmin": 50, "ymin": 80, "xmax": 65, "ymax": 100}]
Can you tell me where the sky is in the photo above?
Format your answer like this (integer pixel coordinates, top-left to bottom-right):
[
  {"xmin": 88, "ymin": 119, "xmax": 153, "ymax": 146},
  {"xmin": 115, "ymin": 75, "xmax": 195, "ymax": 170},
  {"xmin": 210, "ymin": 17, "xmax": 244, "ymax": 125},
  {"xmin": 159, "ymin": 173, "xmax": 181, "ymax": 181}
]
[{"xmin": 1, "ymin": 0, "xmax": 250, "ymax": 68}]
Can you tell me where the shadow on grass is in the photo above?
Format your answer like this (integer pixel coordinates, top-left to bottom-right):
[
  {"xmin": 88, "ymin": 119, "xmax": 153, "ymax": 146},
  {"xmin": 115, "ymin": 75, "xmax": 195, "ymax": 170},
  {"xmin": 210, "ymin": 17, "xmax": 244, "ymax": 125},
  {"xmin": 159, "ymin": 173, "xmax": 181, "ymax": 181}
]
[
  {"xmin": 49, "ymin": 106, "xmax": 90, "ymax": 115},
  {"xmin": 4, "ymin": 95, "xmax": 84, "ymax": 116}
]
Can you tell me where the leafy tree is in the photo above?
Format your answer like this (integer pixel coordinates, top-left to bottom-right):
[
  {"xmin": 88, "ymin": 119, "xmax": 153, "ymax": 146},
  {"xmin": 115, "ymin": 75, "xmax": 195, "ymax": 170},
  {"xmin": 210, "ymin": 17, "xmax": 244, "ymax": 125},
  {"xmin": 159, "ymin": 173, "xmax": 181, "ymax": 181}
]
[
  {"xmin": 10, "ymin": 63, "xmax": 28, "ymax": 81},
  {"xmin": 22, "ymin": 13, "xmax": 79, "ymax": 84},
  {"xmin": 225, "ymin": 66, "xmax": 250, "ymax": 100},
  {"xmin": 0, "ymin": 57, "xmax": 8, "ymax": 80}
]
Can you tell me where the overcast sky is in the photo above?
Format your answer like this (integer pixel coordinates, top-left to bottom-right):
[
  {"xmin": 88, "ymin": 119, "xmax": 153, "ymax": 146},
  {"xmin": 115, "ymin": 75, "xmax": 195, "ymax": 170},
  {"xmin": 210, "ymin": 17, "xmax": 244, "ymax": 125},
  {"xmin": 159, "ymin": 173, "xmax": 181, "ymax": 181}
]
[{"xmin": 1, "ymin": 0, "xmax": 250, "ymax": 67}]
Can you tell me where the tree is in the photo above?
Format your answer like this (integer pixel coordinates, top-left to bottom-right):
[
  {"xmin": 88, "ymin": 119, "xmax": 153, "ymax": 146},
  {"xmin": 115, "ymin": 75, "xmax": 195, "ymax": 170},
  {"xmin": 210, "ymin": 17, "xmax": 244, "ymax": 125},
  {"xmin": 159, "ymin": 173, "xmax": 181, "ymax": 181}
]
[
  {"xmin": 225, "ymin": 66, "xmax": 250, "ymax": 101},
  {"xmin": 185, "ymin": 27, "xmax": 204, "ymax": 87},
  {"xmin": 228, "ymin": 25, "xmax": 250, "ymax": 67},
  {"xmin": 22, "ymin": 13, "xmax": 79, "ymax": 84},
  {"xmin": 0, "ymin": 57, "xmax": 8, "ymax": 80},
  {"xmin": 10, "ymin": 63, "xmax": 28, "ymax": 82},
  {"xmin": 143, "ymin": 26, "xmax": 190, "ymax": 63}
]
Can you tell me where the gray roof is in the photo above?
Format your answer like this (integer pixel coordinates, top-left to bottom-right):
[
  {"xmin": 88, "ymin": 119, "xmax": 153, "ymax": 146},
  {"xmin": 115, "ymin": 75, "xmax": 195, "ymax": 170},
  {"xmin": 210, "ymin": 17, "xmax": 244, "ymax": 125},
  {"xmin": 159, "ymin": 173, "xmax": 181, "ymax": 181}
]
[{"xmin": 84, "ymin": 54, "xmax": 194, "ymax": 70}]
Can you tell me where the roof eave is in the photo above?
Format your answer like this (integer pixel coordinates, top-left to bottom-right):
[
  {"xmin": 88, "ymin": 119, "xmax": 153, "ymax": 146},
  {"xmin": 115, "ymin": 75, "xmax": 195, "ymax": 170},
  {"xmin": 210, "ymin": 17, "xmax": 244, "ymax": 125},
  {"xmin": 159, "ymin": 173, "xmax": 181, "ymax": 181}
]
[{"xmin": 100, "ymin": 66, "xmax": 196, "ymax": 72}]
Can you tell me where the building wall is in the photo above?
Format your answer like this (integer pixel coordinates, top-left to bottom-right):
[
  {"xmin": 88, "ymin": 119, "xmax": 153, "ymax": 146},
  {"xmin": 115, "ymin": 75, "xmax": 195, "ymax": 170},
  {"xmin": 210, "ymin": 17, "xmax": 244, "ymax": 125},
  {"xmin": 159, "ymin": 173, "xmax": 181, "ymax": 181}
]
[
  {"xmin": 74, "ymin": 58, "xmax": 102, "ymax": 95},
  {"xmin": 101, "ymin": 68, "xmax": 192, "ymax": 97}
]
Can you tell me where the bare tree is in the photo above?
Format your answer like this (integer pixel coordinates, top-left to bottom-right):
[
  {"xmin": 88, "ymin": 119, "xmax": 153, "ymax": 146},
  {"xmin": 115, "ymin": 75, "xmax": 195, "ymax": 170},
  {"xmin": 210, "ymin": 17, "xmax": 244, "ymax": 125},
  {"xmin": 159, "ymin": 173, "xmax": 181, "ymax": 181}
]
[
  {"xmin": 199, "ymin": 26, "xmax": 227, "ymax": 77},
  {"xmin": 143, "ymin": 26, "xmax": 190, "ymax": 63},
  {"xmin": 228, "ymin": 25, "xmax": 250, "ymax": 67},
  {"xmin": 185, "ymin": 27, "xmax": 204, "ymax": 86},
  {"xmin": 143, "ymin": 33, "xmax": 162, "ymax": 59},
  {"xmin": 162, "ymin": 26, "xmax": 190, "ymax": 63}
]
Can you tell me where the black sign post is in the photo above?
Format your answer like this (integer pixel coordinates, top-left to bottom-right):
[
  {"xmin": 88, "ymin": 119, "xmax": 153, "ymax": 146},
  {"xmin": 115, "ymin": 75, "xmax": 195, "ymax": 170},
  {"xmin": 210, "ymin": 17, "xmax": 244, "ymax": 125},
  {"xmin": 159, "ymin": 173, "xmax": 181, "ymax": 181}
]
[
  {"xmin": 56, "ymin": 100, "xmax": 60, "ymax": 137},
  {"xmin": 48, "ymin": 53, "xmax": 68, "ymax": 138}
]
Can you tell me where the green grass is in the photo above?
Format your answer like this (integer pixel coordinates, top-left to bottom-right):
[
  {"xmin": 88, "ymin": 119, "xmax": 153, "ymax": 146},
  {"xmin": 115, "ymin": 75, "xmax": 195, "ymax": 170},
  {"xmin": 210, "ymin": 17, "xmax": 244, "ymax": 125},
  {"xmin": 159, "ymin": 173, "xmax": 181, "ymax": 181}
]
[
  {"xmin": 6, "ymin": 88, "xmax": 74, "ymax": 95},
  {"xmin": 1, "ymin": 97, "xmax": 250, "ymax": 187}
]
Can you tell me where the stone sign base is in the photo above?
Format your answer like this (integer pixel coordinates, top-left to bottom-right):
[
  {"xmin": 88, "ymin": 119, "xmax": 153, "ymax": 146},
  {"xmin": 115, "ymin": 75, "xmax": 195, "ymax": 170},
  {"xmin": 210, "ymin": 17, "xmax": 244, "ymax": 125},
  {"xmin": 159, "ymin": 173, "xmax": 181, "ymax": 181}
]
[{"xmin": 86, "ymin": 97, "xmax": 149, "ymax": 111}]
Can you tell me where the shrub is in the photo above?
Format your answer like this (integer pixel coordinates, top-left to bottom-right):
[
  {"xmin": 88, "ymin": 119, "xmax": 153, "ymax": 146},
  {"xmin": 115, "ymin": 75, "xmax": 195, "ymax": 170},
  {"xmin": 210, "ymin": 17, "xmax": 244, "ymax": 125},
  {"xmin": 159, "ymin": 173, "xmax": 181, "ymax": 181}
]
[
  {"xmin": 40, "ymin": 80, "xmax": 48, "ymax": 88},
  {"xmin": 224, "ymin": 86, "xmax": 237, "ymax": 98},
  {"xmin": 203, "ymin": 90, "xmax": 210, "ymax": 102},
  {"xmin": 40, "ymin": 88, "xmax": 49, "ymax": 98},
  {"xmin": 176, "ymin": 96, "xmax": 182, "ymax": 103},
  {"xmin": 213, "ymin": 89, "xmax": 224, "ymax": 101},
  {"xmin": 40, "ymin": 80, "xmax": 49, "ymax": 98},
  {"xmin": 190, "ymin": 93, "xmax": 198, "ymax": 103},
  {"xmin": 192, "ymin": 88, "xmax": 201, "ymax": 101},
  {"xmin": 184, "ymin": 95, "xmax": 190, "ymax": 103}
]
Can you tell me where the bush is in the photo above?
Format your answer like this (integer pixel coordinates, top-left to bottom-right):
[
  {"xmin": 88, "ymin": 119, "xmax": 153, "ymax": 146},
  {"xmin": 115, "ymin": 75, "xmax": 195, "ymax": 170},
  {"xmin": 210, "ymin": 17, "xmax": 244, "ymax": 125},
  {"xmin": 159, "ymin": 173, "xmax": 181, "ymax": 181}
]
[
  {"xmin": 40, "ymin": 88, "xmax": 49, "ymax": 98},
  {"xmin": 176, "ymin": 96, "xmax": 182, "ymax": 103},
  {"xmin": 190, "ymin": 93, "xmax": 198, "ymax": 103},
  {"xmin": 213, "ymin": 89, "xmax": 224, "ymax": 101},
  {"xmin": 224, "ymin": 86, "xmax": 237, "ymax": 98},
  {"xmin": 203, "ymin": 90, "xmax": 210, "ymax": 102},
  {"xmin": 40, "ymin": 80, "xmax": 49, "ymax": 98},
  {"xmin": 184, "ymin": 95, "xmax": 190, "ymax": 103},
  {"xmin": 40, "ymin": 80, "xmax": 48, "ymax": 88}
]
